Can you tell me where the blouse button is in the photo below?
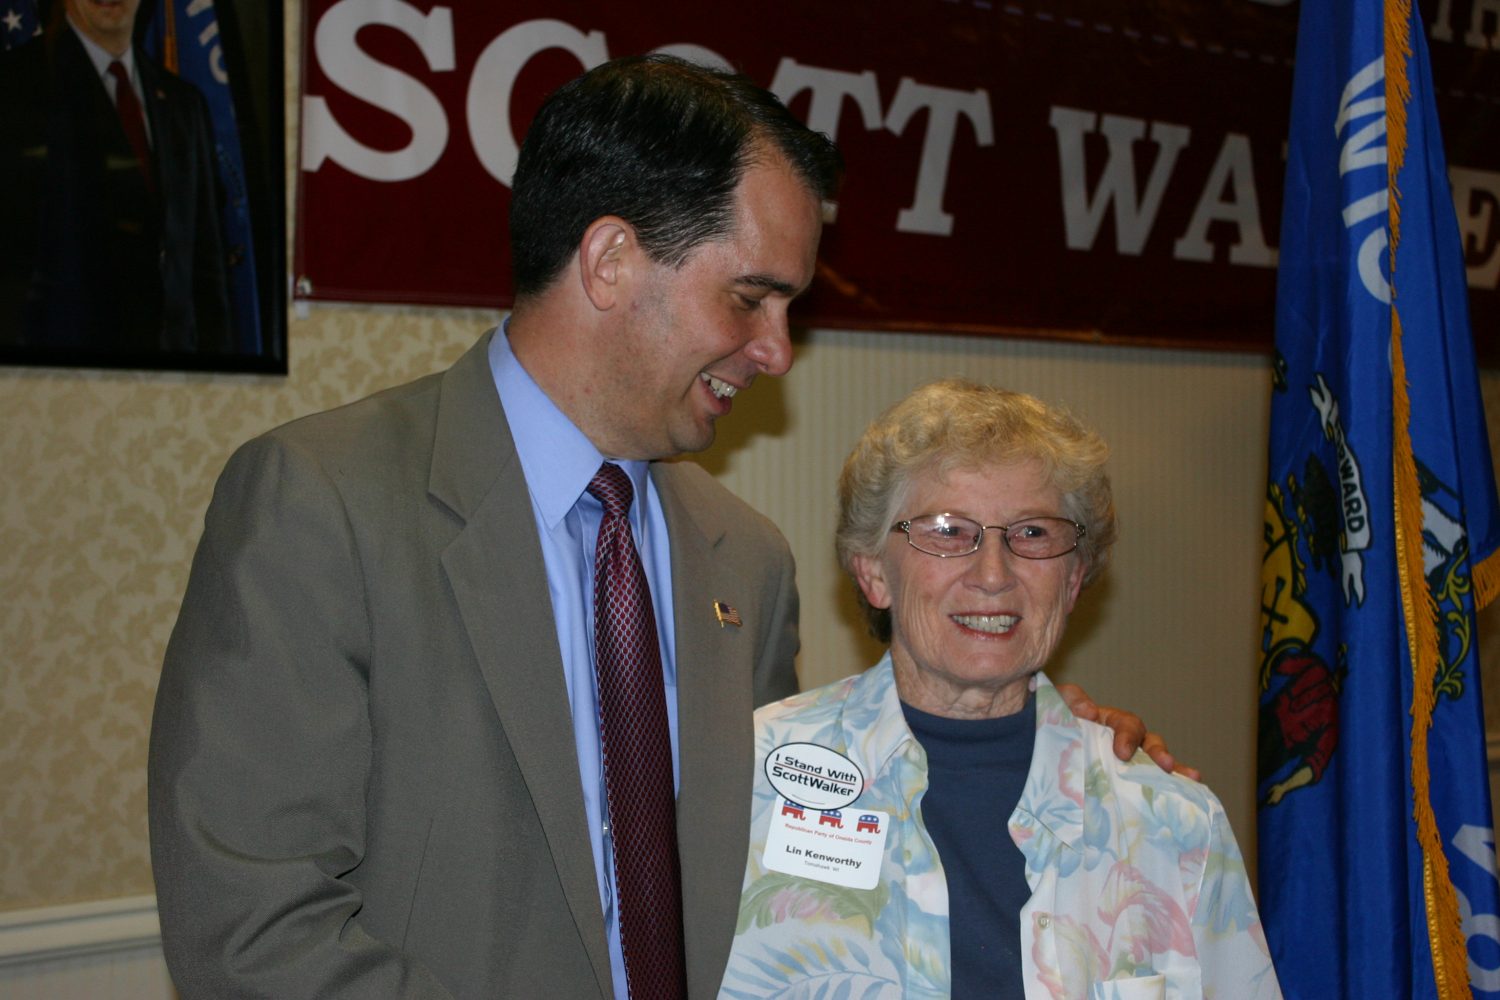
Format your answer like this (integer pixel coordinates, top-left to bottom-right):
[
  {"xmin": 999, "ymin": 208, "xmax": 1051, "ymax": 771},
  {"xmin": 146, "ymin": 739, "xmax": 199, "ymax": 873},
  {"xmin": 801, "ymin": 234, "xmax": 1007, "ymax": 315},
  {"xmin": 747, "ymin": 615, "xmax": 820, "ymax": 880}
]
[{"xmin": 1038, "ymin": 915, "xmax": 1051, "ymax": 929}]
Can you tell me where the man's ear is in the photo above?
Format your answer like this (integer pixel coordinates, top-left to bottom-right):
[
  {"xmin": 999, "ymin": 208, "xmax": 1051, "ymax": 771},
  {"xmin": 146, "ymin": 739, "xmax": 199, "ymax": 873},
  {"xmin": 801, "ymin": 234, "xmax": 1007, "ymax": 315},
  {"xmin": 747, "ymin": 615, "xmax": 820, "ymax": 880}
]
[
  {"xmin": 578, "ymin": 217, "xmax": 632, "ymax": 311},
  {"xmin": 850, "ymin": 552, "xmax": 893, "ymax": 611}
]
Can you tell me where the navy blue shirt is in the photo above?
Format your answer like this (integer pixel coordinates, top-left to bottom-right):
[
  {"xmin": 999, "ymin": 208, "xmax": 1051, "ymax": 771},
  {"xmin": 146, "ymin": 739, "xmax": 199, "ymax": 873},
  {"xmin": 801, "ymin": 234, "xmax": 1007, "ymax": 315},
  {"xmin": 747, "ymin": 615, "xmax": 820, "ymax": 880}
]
[{"xmin": 902, "ymin": 694, "xmax": 1035, "ymax": 1000}]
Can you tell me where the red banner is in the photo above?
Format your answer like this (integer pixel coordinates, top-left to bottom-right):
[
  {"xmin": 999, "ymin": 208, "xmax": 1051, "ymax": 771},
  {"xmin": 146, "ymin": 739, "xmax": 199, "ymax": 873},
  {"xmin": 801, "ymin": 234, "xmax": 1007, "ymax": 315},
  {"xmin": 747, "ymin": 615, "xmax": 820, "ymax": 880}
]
[{"xmin": 294, "ymin": 0, "xmax": 1499, "ymax": 356}]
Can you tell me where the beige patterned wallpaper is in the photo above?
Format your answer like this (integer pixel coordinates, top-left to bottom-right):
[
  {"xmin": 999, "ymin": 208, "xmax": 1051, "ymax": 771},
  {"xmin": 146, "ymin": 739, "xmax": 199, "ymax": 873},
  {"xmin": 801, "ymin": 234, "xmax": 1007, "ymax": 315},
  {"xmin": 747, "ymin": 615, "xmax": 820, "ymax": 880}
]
[
  {"xmin": 3, "ymin": 16, "xmax": 1499, "ymax": 915},
  {"xmin": 0, "ymin": 309, "xmax": 489, "ymax": 908}
]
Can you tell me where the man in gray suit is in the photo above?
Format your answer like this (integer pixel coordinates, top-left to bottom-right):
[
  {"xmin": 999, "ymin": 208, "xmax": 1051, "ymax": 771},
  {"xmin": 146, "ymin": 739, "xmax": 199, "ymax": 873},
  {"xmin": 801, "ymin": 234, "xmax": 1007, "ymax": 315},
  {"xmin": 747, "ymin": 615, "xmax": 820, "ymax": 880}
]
[{"xmin": 148, "ymin": 55, "xmax": 1168, "ymax": 999}]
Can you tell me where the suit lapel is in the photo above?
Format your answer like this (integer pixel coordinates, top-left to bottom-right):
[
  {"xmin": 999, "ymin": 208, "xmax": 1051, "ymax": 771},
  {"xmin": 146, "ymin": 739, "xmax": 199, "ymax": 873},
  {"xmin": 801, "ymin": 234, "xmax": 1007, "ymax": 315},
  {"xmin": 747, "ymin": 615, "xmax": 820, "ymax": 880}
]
[
  {"xmin": 655, "ymin": 463, "xmax": 758, "ymax": 997},
  {"xmin": 431, "ymin": 332, "xmax": 613, "ymax": 998},
  {"xmin": 427, "ymin": 346, "xmax": 758, "ymax": 997}
]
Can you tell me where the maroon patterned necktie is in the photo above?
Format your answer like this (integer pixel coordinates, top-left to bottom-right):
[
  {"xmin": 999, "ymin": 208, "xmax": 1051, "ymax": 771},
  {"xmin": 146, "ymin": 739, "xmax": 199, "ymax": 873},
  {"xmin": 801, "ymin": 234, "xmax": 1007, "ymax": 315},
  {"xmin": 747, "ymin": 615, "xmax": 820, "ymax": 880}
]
[
  {"xmin": 107, "ymin": 61, "xmax": 155, "ymax": 193},
  {"xmin": 587, "ymin": 463, "xmax": 686, "ymax": 1000}
]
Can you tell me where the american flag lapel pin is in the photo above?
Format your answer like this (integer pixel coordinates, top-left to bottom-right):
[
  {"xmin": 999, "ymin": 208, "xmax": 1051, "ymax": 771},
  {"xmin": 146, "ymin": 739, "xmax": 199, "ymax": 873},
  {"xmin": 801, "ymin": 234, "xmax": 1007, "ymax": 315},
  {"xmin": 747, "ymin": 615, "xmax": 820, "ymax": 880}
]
[{"xmin": 713, "ymin": 600, "xmax": 742, "ymax": 628}]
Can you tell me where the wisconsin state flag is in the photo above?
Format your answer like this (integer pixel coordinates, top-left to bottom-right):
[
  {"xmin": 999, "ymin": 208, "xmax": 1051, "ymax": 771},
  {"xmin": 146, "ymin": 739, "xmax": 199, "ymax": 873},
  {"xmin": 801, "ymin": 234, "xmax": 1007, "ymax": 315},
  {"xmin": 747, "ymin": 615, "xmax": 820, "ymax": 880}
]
[{"xmin": 1257, "ymin": 0, "xmax": 1500, "ymax": 996}]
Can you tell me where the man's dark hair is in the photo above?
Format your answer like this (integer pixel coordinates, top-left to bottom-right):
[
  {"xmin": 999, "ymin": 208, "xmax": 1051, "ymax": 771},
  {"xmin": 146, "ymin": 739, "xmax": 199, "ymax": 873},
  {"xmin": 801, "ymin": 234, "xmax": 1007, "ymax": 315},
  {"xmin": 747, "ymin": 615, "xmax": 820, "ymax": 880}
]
[{"xmin": 509, "ymin": 54, "xmax": 843, "ymax": 297}]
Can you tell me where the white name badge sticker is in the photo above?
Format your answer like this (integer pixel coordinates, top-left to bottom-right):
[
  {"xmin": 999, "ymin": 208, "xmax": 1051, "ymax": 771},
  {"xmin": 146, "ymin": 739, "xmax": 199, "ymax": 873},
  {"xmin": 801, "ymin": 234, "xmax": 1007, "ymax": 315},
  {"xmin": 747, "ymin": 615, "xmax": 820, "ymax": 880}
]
[
  {"xmin": 763, "ymin": 803, "xmax": 889, "ymax": 890},
  {"xmin": 764, "ymin": 742, "xmax": 863, "ymax": 810}
]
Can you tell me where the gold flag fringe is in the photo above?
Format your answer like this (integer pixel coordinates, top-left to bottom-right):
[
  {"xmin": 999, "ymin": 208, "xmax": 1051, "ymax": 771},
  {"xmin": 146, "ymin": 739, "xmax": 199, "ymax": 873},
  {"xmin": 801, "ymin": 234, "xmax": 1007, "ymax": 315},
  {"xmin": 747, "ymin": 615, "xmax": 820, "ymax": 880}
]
[
  {"xmin": 161, "ymin": 0, "xmax": 180, "ymax": 75},
  {"xmin": 1396, "ymin": 316, "xmax": 1472, "ymax": 1000},
  {"xmin": 1475, "ymin": 545, "xmax": 1500, "ymax": 612},
  {"xmin": 1389, "ymin": 0, "xmax": 1473, "ymax": 994}
]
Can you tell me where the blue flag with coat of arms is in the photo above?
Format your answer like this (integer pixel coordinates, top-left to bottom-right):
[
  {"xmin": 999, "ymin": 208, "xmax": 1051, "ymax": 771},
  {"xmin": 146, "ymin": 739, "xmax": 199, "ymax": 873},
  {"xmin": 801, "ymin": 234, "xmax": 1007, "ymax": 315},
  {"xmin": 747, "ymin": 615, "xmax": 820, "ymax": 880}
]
[{"xmin": 1258, "ymin": 0, "xmax": 1500, "ymax": 996}]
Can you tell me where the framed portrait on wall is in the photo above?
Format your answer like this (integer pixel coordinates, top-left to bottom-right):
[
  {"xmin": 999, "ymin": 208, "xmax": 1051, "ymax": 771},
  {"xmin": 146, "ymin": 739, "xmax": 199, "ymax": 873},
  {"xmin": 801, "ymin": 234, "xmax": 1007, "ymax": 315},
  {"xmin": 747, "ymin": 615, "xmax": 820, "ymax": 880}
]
[{"xmin": 0, "ymin": 0, "xmax": 285, "ymax": 374}]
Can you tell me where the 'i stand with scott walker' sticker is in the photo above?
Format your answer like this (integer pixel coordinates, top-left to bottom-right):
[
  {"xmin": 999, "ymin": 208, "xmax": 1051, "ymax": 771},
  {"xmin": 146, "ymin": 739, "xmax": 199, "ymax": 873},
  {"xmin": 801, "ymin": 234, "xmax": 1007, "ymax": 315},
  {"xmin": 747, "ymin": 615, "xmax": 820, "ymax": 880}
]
[
  {"xmin": 764, "ymin": 742, "xmax": 863, "ymax": 810},
  {"xmin": 763, "ymin": 743, "xmax": 885, "ymax": 890}
]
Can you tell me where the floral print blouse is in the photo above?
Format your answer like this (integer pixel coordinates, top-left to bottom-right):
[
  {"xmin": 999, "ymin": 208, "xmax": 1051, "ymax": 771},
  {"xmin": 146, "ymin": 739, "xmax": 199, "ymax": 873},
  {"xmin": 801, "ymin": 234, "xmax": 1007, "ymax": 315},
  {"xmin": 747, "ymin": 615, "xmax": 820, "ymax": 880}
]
[{"xmin": 721, "ymin": 655, "xmax": 1282, "ymax": 1000}]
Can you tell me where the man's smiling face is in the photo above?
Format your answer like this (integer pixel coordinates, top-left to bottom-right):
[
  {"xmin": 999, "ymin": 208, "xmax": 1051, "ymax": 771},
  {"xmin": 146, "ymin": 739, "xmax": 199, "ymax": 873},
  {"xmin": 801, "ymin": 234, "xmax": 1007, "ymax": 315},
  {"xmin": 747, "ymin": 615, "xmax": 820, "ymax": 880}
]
[{"xmin": 586, "ymin": 151, "xmax": 823, "ymax": 460}]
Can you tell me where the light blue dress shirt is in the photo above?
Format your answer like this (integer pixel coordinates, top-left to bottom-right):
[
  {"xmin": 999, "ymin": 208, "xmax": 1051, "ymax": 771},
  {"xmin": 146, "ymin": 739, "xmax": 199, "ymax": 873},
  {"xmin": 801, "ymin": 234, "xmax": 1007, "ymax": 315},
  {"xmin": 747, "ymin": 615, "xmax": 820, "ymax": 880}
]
[{"xmin": 488, "ymin": 328, "xmax": 679, "ymax": 1000}]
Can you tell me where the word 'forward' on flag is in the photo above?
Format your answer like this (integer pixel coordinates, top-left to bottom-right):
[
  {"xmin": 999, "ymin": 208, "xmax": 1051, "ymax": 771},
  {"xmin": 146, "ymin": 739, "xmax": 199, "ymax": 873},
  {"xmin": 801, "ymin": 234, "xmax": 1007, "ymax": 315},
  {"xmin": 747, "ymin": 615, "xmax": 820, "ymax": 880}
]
[{"xmin": 1258, "ymin": 0, "xmax": 1500, "ymax": 998}]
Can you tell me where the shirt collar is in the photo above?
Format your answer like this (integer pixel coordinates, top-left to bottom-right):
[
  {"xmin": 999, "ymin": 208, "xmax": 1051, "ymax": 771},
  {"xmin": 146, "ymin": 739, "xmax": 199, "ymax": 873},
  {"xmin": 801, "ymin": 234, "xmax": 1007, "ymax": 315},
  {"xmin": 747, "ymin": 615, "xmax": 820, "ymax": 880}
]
[
  {"xmin": 67, "ymin": 16, "xmax": 137, "ymax": 85},
  {"xmin": 489, "ymin": 322, "xmax": 650, "ymax": 528},
  {"xmin": 839, "ymin": 655, "xmax": 1087, "ymax": 854},
  {"xmin": 1011, "ymin": 672, "xmax": 1086, "ymax": 852},
  {"xmin": 834, "ymin": 653, "xmax": 921, "ymax": 779}
]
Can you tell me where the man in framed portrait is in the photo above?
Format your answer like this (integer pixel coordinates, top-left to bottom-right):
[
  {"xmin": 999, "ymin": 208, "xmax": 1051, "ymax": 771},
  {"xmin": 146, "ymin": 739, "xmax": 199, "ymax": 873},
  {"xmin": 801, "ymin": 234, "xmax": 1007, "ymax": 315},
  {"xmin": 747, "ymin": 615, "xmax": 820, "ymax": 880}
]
[{"xmin": 0, "ymin": 0, "xmax": 230, "ymax": 357}]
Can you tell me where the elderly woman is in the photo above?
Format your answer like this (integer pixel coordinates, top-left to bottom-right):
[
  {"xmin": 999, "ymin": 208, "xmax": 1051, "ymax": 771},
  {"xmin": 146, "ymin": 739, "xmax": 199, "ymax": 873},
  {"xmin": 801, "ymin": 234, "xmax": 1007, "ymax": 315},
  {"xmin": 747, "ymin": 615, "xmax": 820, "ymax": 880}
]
[{"xmin": 721, "ymin": 380, "xmax": 1279, "ymax": 999}]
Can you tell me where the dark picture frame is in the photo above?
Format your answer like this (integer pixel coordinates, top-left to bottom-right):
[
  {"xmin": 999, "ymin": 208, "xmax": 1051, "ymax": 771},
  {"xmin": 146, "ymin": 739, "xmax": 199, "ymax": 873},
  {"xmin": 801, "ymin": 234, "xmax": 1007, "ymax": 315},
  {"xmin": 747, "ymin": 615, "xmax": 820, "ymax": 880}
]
[{"xmin": 0, "ymin": 0, "xmax": 286, "ymax": 374}]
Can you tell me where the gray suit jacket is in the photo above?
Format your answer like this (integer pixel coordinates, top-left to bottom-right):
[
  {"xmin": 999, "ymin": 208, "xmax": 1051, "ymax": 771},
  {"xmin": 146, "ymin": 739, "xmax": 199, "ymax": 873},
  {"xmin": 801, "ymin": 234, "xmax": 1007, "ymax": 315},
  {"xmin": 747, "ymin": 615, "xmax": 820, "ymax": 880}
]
[{"xmin": 148, "ymin": 330, "xmax": 800, "ymax": 998}]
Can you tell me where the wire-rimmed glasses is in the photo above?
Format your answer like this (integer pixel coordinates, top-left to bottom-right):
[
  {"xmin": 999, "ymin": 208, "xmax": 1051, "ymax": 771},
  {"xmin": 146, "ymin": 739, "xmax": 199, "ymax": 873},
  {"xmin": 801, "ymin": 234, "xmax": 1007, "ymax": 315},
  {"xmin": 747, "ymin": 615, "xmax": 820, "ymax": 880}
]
[{"xmin": 890, "ymin": 513, "xmax": 1085, "ymax": 560}]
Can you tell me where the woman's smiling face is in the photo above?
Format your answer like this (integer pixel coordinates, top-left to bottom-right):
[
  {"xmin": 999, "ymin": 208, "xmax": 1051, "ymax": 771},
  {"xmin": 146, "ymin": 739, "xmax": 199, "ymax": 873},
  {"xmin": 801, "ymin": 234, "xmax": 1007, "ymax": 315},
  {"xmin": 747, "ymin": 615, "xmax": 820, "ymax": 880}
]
[{"xmin": 852, "ymin": 459, "xmax": 1086, "ymax": 719}]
